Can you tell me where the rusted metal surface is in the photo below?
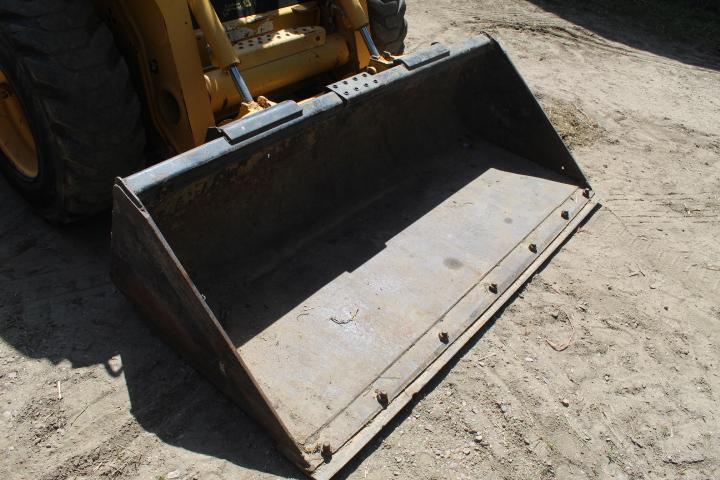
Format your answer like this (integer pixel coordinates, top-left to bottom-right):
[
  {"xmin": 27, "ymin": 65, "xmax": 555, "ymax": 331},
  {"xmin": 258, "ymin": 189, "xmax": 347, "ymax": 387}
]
[{"xmin": 112, "ymin": 34, "xmax": 594, "ymax": 477}]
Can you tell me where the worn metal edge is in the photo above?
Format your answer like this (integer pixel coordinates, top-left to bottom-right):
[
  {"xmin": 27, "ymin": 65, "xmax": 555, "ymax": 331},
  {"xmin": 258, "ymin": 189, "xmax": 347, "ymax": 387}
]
[
  {"xmin": 398, "ymin": 41, "xmax": 451, "ymax": 70},
  {"xmin": 309, "ymin": 188, "xmax": 589, "ymax": 450},
  {"xmin": 310, "ymin": 199, "xmax": 598, "ymax": 480},
  {"xmin": 218, "ymin": 100, "xmax": 303, "ymax": 144}
]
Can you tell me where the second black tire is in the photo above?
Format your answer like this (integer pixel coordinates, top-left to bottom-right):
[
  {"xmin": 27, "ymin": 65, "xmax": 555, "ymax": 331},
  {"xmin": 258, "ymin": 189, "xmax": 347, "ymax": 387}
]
[
  {"xmin": 368, "ymin": 0, "xmax": 408, "ymax": 55},
  {"xmin": 0, "ymin": 0, "xmax": 145, "ymax": 223}
]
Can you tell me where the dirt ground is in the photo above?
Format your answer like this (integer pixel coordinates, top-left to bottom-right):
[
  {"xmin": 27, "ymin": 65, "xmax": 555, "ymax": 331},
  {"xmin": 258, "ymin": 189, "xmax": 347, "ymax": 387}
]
[{"xmin": 1, "ymin": 1, "xmax": 719, "ymax": 479}]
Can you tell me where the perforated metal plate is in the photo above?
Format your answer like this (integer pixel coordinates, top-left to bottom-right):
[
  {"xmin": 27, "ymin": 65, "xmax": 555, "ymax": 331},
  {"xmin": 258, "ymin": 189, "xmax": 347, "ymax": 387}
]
[{"xmin": 327, "ymin": 72, "xmax": 383, "ymax": 101}]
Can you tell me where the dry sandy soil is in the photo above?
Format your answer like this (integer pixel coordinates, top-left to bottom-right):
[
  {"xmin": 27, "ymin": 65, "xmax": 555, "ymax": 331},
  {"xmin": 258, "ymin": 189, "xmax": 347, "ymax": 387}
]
[{"xmin": 1, "ymin": 1, "xmax": 719, "ymax": 479}]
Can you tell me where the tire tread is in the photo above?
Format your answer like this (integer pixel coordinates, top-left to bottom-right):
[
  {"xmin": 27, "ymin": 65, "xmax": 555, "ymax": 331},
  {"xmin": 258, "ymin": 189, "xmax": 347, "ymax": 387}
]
[{"xmin": 0, "ymin": 0, "xmax": 145, "ymax": 221}]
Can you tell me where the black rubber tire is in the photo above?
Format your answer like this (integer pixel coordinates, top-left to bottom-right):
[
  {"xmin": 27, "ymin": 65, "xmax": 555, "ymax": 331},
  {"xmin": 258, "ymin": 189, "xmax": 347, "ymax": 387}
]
[
  {"xmin": 0, "ymin": 0, "xmax": 145, "ymax": 223},
  {"xmin": 367, "ymin": 0, "xmax": 408, "ymax": 55}
]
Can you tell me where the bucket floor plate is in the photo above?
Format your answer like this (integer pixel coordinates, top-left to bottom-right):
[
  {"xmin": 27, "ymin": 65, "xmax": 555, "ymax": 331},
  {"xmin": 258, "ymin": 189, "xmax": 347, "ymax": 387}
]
[{"xmin": 201, "ymin": 141, "xmax": 581, "ymax": 447}]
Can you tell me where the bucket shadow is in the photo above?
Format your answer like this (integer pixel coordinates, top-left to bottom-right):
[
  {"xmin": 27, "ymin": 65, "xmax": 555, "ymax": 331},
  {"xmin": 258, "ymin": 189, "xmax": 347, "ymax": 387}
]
[{"xmin": 0, "ymin": 175, "xmax": 297, "ymax": 478}]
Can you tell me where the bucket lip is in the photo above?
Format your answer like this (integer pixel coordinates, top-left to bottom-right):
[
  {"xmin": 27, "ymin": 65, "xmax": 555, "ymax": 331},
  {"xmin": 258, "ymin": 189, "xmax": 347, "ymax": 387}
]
[
  {"xmin": 117, "ymin": 35, "xmax": 504, "ymax": 199},
  {"xmin": 309, "ymin": 197, "xmax": 598, "ymax": 479}
]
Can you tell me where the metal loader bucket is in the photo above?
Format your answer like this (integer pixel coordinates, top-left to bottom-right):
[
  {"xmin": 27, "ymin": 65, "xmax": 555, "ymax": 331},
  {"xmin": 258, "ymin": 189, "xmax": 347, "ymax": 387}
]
[{"xmin": 111, "ymin": 35, "xmax": 596, "ymax": 478}]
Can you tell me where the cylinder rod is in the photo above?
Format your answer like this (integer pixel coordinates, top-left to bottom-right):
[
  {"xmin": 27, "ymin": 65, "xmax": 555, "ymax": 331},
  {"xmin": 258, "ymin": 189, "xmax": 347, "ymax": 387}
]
[
  {"xmin": 187, "ymin": 0, "xmax": 253, "ymax": 102},
  {"xmin": 360, "ymin": 25, "xmax": 380, "ymax": 58},
  {"xmin": 229, "ymin": 65, "xmax": 254, "ymax": 103}
]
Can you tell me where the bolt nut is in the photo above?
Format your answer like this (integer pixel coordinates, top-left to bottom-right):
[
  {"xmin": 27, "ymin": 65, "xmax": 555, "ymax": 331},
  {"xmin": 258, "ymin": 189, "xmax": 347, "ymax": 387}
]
[
  {"xmin": 528, "ymin": 243, "xmax": 538, "ymax": 254},
  {"xmin": 376, "ymin": 390, "xmax": 389, "ymax": 406},
  {"xmin": 488, "ymin": 283, "xmax": 498, "ymax": 294},
  {"xmin": 438, "ymin": 331, "xmax": 449, "ymax": 343},
  {"xmin": 321, "ymin": 441, "xmax": 332, "ymax": 456},
  {"xmin": 561, "ymin": 210, "xmax": 570, "ymax": 220}
]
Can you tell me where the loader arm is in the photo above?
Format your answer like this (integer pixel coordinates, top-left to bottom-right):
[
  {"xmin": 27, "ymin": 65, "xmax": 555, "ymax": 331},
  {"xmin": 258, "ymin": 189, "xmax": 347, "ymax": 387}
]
[{"xmin": 95, "ymin": 0, "xmax": 378, "ymax": 155}]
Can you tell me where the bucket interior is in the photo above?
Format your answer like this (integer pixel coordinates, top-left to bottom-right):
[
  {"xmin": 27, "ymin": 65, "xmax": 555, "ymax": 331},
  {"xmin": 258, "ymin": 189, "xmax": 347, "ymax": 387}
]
[{"xmin": 129, "ymin": 40, "xmax": 587, "ymax": 449}]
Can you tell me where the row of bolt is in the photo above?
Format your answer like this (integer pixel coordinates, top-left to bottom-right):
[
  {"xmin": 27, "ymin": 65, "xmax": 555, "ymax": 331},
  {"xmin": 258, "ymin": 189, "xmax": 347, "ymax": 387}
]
[
  {"xmin": 429, "ymin": 201, "xmax": 583, "ymax": 373},
  {"xmin": 322, "ymin": 195, "xmax": 590, "ymax": 459},
  {"xmin": 385, "ymin": 203, "xmax": 583, "ymax": 409}
]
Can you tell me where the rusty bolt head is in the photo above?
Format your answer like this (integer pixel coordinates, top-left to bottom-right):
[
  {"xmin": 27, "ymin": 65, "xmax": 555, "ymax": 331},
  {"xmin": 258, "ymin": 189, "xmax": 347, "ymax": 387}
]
[
  {"xmin": 561, "ymin": 210, "xmax": 570, "ymax": 220},
  {"xmin": 528, "ymin": 243, "xmax": 538, "ymax": 254},
  {"xmin": 321, "ymin": 441, "xmax": 332, "ymax": 457},
  {"xmin": 376, "ymin": 390, "xmax": 389, "ymax": 406},
  {"xmin": 438, "ymin": 331, "xmax": 449, "ymax": 343},
  {"xmin": 488, "ymin": 283, "xmax": 498, "ymax": 294}
]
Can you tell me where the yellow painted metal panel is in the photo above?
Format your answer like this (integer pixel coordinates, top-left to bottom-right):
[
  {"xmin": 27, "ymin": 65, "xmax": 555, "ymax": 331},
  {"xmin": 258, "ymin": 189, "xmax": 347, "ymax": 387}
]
[{"xmin": 205, "ymin": 34, "xmax": 350, "ymax": 112}]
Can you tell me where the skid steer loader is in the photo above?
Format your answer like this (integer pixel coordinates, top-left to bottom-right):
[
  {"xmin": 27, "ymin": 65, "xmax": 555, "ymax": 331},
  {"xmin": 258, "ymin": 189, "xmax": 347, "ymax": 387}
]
[{"xmin": 0, "ymin": 0, "xmax": 595, "ymax": 477}]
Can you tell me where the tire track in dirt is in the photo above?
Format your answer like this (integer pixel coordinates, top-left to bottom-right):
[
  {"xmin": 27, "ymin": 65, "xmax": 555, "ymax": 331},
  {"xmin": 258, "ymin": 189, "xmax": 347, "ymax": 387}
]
[{"xmin": 589, "ymin": 207, "xmax": 720, "ymax": 293}]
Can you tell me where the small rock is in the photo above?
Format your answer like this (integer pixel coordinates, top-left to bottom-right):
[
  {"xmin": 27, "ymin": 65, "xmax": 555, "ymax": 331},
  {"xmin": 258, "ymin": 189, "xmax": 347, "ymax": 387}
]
[
  {"xmin": 167, "ymin": 470, "xmax": 181, "ymax": 480},
  {"xmin": 524, "ymin": 357, "xmax": 534, "ymax": 362},
  {"xmin": 463, "ymin": 448, "xmax": 471, "ymax": 455},
  {"xmin": 474, "ymin": 435, "xmax": 483, "ymax": 444},
  {"xmin": 561, "ymin": 398, "xmax": 570, "ymax": 407},
  {"xmin": 664, "ymin": 306, "xmax": 669, "ymax": 311},
  {"xmin": 2, "ymin": 411, "xmax": 11, "ymax": 420},
  {"xmin": 7, "ymin": 372, "xmax": 17, "ymax": 379}
]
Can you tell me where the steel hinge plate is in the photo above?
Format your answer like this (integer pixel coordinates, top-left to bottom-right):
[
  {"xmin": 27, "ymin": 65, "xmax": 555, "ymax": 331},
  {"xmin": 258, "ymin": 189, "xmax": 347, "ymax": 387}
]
[
  {"xmin": 327, "ymin": 72, "xmax": 384, "ymax": 102},
  {"xmin": 215, "ymin": 101, "xmax": 303, "ymax": 145},
  {"xmin": 399, "ymin": 42, "xmax": 450, "ymax": 70}
]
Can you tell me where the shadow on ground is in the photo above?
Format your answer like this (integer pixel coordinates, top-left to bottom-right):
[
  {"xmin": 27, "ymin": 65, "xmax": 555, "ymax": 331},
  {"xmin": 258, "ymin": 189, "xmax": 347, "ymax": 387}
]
[
  {"xmin": 0, "ymin": 176, "xmax": 298, "ymax": 478},
  {"xmin": 527, "ymin": 0, "xmax": 720, "ymax": 70}
]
